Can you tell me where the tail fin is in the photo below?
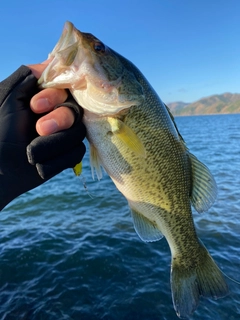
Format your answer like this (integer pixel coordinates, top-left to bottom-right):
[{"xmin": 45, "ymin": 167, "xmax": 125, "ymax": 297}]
[{"xmin": 171, "ymin": 244, "xmax": 229, "ymax": 319}]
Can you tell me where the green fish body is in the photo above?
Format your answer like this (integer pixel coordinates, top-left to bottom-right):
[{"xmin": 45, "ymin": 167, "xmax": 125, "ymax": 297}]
[{"xmin": 39, "ymin": 21, "xmax": 228, "ymax": 318}]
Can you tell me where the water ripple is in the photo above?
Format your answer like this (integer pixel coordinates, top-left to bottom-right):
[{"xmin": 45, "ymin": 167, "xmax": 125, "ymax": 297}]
[{"xmin": 0, "ymin": 115, "xmax": 240, "ymax": 319}]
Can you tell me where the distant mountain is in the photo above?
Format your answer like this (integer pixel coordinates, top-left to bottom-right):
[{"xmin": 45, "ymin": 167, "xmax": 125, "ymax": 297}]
[
  {"xmin": 167, "ymin": 101, "xmax": 190, "ymax": 113},
  {"xmin": 167, "ymin": 93, "xmax": 240, "ymax": 116}
]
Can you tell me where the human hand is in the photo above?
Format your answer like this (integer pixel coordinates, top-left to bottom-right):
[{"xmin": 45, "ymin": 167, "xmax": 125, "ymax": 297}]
[
  {"xmin": 28, "ymin": 61, "xmax": 75, "ymax": 136},
  {"xmin": 0, "ymin": 63, "xmax": 86, "ymax": 210}
]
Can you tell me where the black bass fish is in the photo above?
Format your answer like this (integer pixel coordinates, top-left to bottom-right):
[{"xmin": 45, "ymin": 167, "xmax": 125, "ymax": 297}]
[{"xmin": 39, "ymin": 22, "xmax": 228, "ymax": 318}]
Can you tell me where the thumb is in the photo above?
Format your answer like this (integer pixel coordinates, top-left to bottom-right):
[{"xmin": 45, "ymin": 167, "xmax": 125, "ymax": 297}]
[{"xmin": 27, "ymin": 59, "xmax": 51, "ymax": 79}]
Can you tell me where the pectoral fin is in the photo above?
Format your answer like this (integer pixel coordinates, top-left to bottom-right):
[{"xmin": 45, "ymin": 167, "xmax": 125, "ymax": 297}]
[
  {"xmin": 108, "ymin": 117, "xmax": 146, "ymax": 157},
  {"xmin": 131, "ymin": 208, "xmax": 163, "ymax": 242},
  {"xmin": 89, "ymin": 144, "xmax": 103, "ymax": 180},
  {"xmin": 189, "ymin": 153, "xmax": 217, "ymax": 213}
]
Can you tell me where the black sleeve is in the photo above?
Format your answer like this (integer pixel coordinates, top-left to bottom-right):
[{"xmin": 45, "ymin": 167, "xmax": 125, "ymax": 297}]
[{"xmin": 0, "ymin": 66, "xmax": 86, "ymax": 210}]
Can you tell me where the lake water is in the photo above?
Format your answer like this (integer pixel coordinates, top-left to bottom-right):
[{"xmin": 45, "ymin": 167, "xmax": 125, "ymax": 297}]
[{"xmin": 0, "ymin": 114, "xmax": 240, "ymax": 319}]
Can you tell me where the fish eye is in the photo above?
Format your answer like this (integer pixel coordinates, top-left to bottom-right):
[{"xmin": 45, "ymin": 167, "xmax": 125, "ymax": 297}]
[{"xmin": 94, "ymin": 41, "xmax": 105, "ymax": 53}]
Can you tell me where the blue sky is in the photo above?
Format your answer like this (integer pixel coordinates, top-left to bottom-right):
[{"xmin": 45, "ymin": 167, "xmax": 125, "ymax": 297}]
[{"xmin": 0, "ymin": 0, "xmax": 239, "ymax": 103}]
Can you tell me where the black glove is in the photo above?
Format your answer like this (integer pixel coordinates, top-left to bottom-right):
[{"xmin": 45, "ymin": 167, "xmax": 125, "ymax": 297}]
[{"xmin": 0, "ymin": 65, "xmax": 86, "ymax": 210}]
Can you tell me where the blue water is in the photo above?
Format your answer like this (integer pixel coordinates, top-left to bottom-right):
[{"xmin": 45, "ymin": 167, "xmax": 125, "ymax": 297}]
[{"xmin": 1, "ymin": 114, "xmax": 240, "ymax": 319}]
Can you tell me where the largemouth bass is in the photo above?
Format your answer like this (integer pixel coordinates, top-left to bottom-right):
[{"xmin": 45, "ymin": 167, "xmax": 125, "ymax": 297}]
[{"xmin": 39, "ymin": 22, "xmax": 228, "ymax": 318}]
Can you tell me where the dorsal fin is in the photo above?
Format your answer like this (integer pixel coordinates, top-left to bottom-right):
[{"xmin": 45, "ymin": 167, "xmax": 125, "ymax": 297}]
[
  {"xmin": 164, "ymin": 103, "xmax": 187, "ymax": 147},
  {"xmin": 189, "ymin": 153, "xmax": 217, "ymax": 213},
  {"xmin": 164, "ymin": 103, "xmax": 217, "ymax": 213}
]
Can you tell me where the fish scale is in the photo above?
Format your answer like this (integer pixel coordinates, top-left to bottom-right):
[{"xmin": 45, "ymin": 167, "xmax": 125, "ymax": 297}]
[{"xmin": 39, "ymin": 21, "xmax": 229, "ymax": 319}]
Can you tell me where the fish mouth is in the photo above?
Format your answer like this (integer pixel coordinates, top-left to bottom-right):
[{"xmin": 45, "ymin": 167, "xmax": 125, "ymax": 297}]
[
  {"xmin": 38, "ymin": 21, "xmax": 83, "ymax": 88},
  {"xmin": 38, "ymin": 21, "xmax": 145, "ymax": 116},
  {"xmin": 51, "ymin": 21, "xmax": 76, "ymax": 56}
]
